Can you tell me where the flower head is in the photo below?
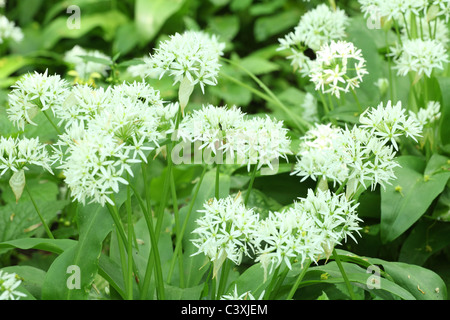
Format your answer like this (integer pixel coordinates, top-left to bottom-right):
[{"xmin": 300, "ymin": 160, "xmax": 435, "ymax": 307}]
[
  {"xmin": 309, "ymin": 41, "xmax": 368, "ymax": 98},
  {"xmin": 146, "ymin": 30, "xmax": 225, "ymax": 93},
  {"xmin": 0, "ymin": 15, "xmax": 23, "ymax": 44},
  {"xmin": 7, "ymin": 70, "xmax": 71, "ymax": 130}
]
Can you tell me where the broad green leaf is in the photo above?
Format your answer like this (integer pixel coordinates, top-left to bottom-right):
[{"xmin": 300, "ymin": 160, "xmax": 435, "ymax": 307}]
[
  {"xmin": 370, "ymin": 259, "xmax": 447, "ymax": 300},
  {"xmin": 437, "ymin": 77, "xmax": 450, "ymax": 147},
  {"xmin": 42, "ymin": 203, "xmax": 113, "ymax": 300},
  {"xmin": 207, "ymin": 15, "xmax": 240, "ymax": 42},
  {"xmin": 254, "ymin": 10, "xmax": 301, "ymax": 42},
  {"xmin": 40, "ymin": 11, "xmax": 128, "ymax": 49},
  {"xmin": 164, "ymin": 284, "xmax": 204, "ymax": 300},
  {"xmin": 380, "ymin": 155, "xmax": 450, "ymax": 243},
  {"xmin": 239, "ymin": 56, "xmax": 280, "ymax": 76},
  {"xmin": 135, "ymin": 0, "xmax": 186, "ymax": 44},
  {"xmin": 0, "ymin": 55, "xmax": 33, "ymax": 80},
  {"xmin": 399, "ymin": 219, "xmax": 450, "ymax": 266},
  {"xmin": 0, "ymin": 238, "xmax": 76, "ymax": 256}
]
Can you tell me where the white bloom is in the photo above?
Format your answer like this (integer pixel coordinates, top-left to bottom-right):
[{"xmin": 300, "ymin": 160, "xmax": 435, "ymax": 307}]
[
  {"xmin": 0, "ymin": 15, "xmax": 23, "ymax": 44},
  {"xmin": 191, "ymin": 195, "xmax": 260, "ymax": 273},
  {"xmin": 0, "ymin": 271, "xmax": 27, "ymax": 300},
  {"xmin": 0, "ymin": 1, "xmax": 6, "ymax": 8},
  {"xmin": 7, "ymin": 70, "xmax": 70, "ymax": 130},
  {"xmin": 392, "ymin": 39, "xmax": 448, "ymax": 77},
  {"xmin": 409, "ymin": 101, "xmax": 441, "ymax": 127},
  {"xmin": 296, "ymin": 189, "xmax": 362, "ymax": 259},
  {"xmin": 146, "ymin": 30, "xmax": 225, "ymax": 93},
  {"xmin": 278, "ymin": 4, "xmax": 348, "ymax": 75},
  {"xmin": 359, "ymin": 100, "xmax": 422, "ymax": 149},
  {"xmin": 309, "ymin": 41, "xmax": 368, "ymax": 98},
  {"xmin": 0, "ymin": 136, "xmax": 53, "ymax": 176}
]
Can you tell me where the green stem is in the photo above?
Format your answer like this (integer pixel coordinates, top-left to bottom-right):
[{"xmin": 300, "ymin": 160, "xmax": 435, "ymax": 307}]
[
  {"xmin": 286, "ymin": 259, "xmax": 311, "ymax": 300},
  {"xmin": 137, "ymin": 165, "xmax": 165, "ymax": 300},
  {"xmin": 25, "ymin": 184, "xmax": 54, "ymax": 239},
  {"xmin": 263, "ymin": 266, "xmax": 281, "ymax": 300},
  {"xmin": 167, "ymin": 165, "xmax": 208, "ymax": 284},
  {"xmin": 333, "ymin": 248, "xmax": 357, "ymax": 300},
  {"xmin": 244, "ymin": 164, "xmax": 258, "ymax": 206},
  {"xmin": 350, "ymin": 88, "xmax": 363, "ymax": 113},
  {"xmin": 169, "ymin": 164, "xmax": 185, "ymax": 288},
  {"xmin": 216, "ymin": 259, "xmax": 231, "ymax": 299},
  {"xmin": 125, "ymin": 175, "xmax": 133, "ymax": 300},
  {"xmin": 215, "ymin": 164, "xmax": 220, "ymax": 200},
  {"xmin": 221, "ymin": 57, "xmax": 310, "ymax": 133},
  {"xmin": 43, "ymin": 110, "xmax": 62, "ymax": 135}
]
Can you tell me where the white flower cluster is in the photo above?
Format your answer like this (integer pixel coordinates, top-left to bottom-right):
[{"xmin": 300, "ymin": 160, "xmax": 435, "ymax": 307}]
[
  {"xmin": 293, "ymin": 101, "xmax": 422, "ymax": 196},
  {"xmin": 0, "ymin": 271, "xmax": 26, "ymax": 300},
  {"xmin": 191, "ymin": 195, "xmax": 260, "ymax": 272},
  {"xmin": 409, "ymin": 101, "xmax": 441, "ymax": 127},
  {"xmin": 358, "ymin": 0, "xmax": 429, "ymax": 21},
  {"xmin": 191, "ymin": 189, "xmax": 362, "ymax": 280},
  {"xmin": 54, "ymin": 81, "xmax": 175, "ymax": 206},
  {"xmin": 359, "ymin": 100, "xmax": 422, "ymax": 150},
  {"xmin": 390, "ymin": 39, "xmax": 448, "ymax": 77},
  {"xmin": 278, "ymin": 4, "xmax": 349, "ymax": 75},
  {"xmin": 0, "ymin": 0, "xmax": 6, "ymax": 8},
  {"xmin": 146, "ymin": 30, "xmax": 225, "ymax": 93},
  {"xmin": 177, "ymin": 105, "xmax": 291, "ymax": 171},
  {"xmin": 301, "ymin": 92, "xmax": 319, "ymax": 123},
  {"xmin": 0, "ymin": 136, "xmax": 53, "ymax": 176},
  {"xmin": 64, "ymin": 45, "xmax": 112, "ymax": 82},
  {"xmin": 0, "ymin": 15, "xmax": 23, "ymax": 45},
  {"xmin": 7, "ymin": 70, "xmax": 71, "ymax": 130},
  {"xmin": 309, "ymin": 40, "xmax": 368, "ymax": 98}
]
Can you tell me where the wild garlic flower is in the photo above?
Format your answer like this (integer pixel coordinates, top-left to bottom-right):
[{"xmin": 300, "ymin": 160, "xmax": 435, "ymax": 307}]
[
  {"xmin": 177, "ymin": 105, "xmax": 291, "ymax": 172},
  {"xmin": 0, "ymin": 271, "xmax": 26, "ymax": 300},
  {"xmin": 278, "ymin": 4, "xmax": 348, "ymax": 75},
  {"xmin": 220, "ymin": 285, "xmax": 264, "ymax": 300},
  {"xmin": 359, "ymin": 0, "xmax": 428, "ymax": 21},
  {"xmin": 53, "ymin": 84, "xmax": 113, "ymax": 128},
  {"xmin": 359, "ymin": 100, "xmax": 422, "ymax": 150},
  {"xmin": 409, "ymin": 101, "xmax": 441, "ymax": 127},
  {"xmin": 391, "ymin": 39, "xmax": 448, "ymax": 77},
  {"xmin": 0, "ymin": 1, "xmax": 6, "ymax": 8},
  {"xmin": 56, "ymin": 82, "xmax": 170, "ymax": 206},
  {"xmin": 0, "ymin": 15, "xmax": 23, "ymax": 45},
  {"xmin": 296, "ymin": 189, "xmax": 362, "ymax": 259},
  {"xmin": 241, "ymin": 116, "xmax": 292, "ymax": 172},
  {"xmin": 178, "ymin": 104, "xmax": 246, "ymax": 157},
  {"xmin": 64, "ymin": 45, "xmax": 112, "ymax": 82},
  {"xmin": 309, "ymin": 40, "xmax": 368, "ymax": 98},
  {"xmin": 254, "ymin": 207, "xmax": 324, "ymax": 280},
  {"xmin": 0, "ymin": 136, "xmax": 53, "ymax": 176},
  {"xmin": 433, "ymin": 0, "xmax": 450, "ymax": 22},
  {"xmin": 146, "ymin": 30, "xmax": 225, "ymax": 94},
  {"xmin": 7, "ymin": 70, "xmax": 71, "ymax": 130},
  {"xmin": 292, "ymin": 123, "xmax": 402, "ymax": 195},
  {"xmin": 191, "ymin": 195, "xmax": 260, "ymax": 274}
]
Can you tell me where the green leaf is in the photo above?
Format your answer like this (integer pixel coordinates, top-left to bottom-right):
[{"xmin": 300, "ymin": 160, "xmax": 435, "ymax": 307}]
[
  {"xmin": 437, "ymin": 77, "xmax": 450, "ymax": 146},
  {"xmin": 42, "ymin": 203, "xmax": 113, "ymax": 300},
  {"xmin": 370, "ymin": 259, "xmax": 447, "ymax": 300},
  {"xmin": 254, "ymin": 10, "xmax": 300, "ymax": 42},
  {"xmin": 164, "ymin": 284, "xmax": 204, "ymax": 300},
  {"xmin": 380, "ymin": 155, "xmax": 450, "ymax": 243},
  {"xmin": 399, "ymin": 219, "xmax": 450, "ymax": 266},
  {"xmin": 239, "ymin": 56, "xmax": 280, "ymax": 76},
  {"xmin": 0, "ymin": 238, "xmax": 76, "ymax": 256},
  {"xmin": 40, "ymin": 10, "xmax": 128, "ymax": 49},
  {"xmin": 135, "ymin": 0, "xmax": 186, "ymax": 44}
]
